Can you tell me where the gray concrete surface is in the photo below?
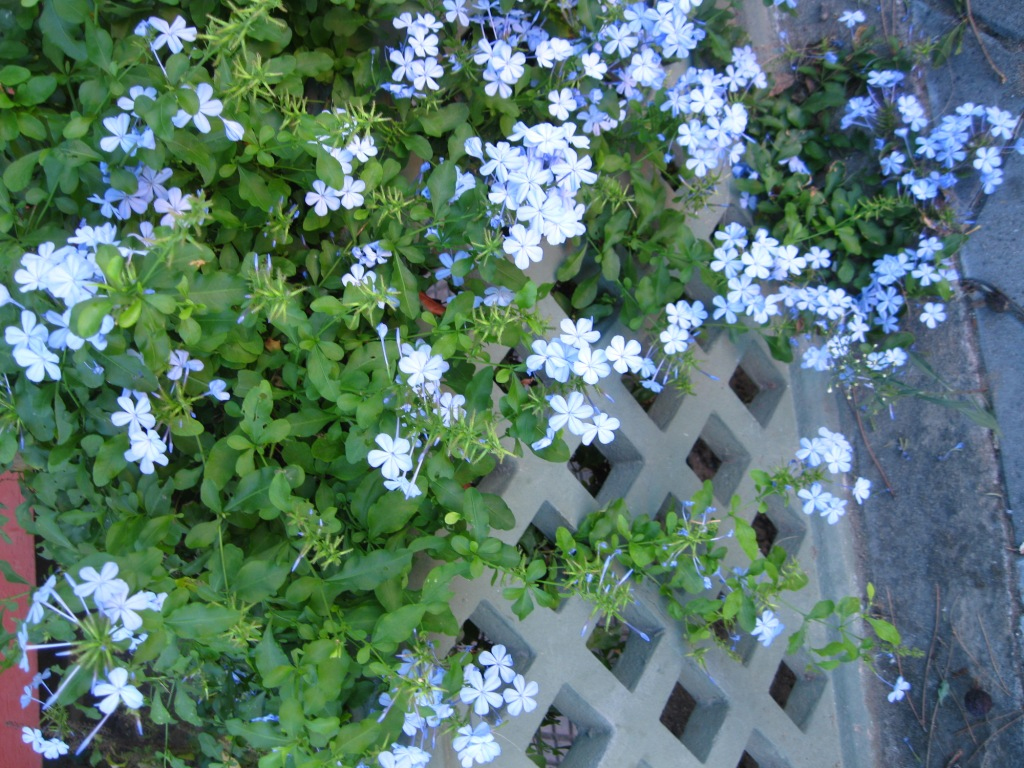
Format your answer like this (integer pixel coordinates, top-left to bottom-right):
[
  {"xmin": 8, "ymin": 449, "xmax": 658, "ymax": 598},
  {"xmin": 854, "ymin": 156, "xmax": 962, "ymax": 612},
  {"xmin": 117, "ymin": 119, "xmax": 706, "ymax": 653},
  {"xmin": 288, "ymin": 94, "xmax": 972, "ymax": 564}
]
[{"xmin": 777, "ymin": 1, "xmax": 1024, "ymax": 766}]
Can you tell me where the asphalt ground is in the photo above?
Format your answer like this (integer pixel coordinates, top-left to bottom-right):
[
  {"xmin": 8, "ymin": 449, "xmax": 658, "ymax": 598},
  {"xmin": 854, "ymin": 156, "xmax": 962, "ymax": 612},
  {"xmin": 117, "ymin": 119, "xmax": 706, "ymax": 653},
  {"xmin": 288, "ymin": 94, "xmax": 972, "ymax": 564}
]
[{"xmin": 772, "ymin": 1, "xmax": 1024, "ymax": 766}]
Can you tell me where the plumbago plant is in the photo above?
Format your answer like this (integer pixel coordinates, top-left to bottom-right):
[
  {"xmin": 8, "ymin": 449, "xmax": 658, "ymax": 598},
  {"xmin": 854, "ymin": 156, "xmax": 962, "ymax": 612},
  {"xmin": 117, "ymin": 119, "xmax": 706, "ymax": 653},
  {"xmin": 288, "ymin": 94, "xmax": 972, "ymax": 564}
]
[{"xmin": 0, "ymin": 0, "xmax": 1016, "ymax": 763}]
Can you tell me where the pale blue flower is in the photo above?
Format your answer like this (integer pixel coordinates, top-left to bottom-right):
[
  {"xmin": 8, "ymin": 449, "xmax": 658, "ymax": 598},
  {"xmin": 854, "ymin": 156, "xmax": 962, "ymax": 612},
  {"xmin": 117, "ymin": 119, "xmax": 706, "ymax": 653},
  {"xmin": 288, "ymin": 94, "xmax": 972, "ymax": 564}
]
[
  {"xmin": 459, "ymin": 664, "xmax": 503, "ymax": 716},
  {"xmin": 752, "ymin": 609, "xmax": 784, "ymax": 646}
]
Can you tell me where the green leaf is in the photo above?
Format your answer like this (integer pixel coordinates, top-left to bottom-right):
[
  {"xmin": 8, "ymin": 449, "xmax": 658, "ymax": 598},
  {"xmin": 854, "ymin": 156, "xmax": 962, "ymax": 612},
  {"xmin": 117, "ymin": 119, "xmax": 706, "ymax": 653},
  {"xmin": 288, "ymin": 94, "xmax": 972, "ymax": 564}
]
[
  {"xmin": 93, "ymin": 437, "xmax": 128, "ymax": 487},
  {"xmin": 367, "ymin": 495, "xmax": 420, "ymax": 539},
  {"xmin": 90, "ymin": 351, "xmax": 159, "ymax": 392},
  {"xmin": 39, "ymin": 4, "xmax": 87, "ymax": 61},
  {"xmin": 185, "ymin": 520, "xmax": 220, "ymax": 549},
  {"xmin": 3, "ymin": 150, "xmax": 42, "ymax": 192},
  {"xmin": 307, "ymin": 345, "xmax": 341, "ymax": 400},
  {"xmin": 332, "ymin": 719, "xmax": 381, "ymax": 757},
  {"xmin": 0, "ymin": 66, "xmax": 31, "ymax": 86},
  {"xmin": 733, "ymin": 516, "xmax": 759, "ymax": 561},
  {"xmin": 286, "ymin": 409, "xmax": 333, "ymax": 437},
  {"xmin": 316, "ymin": 147, "xmax": 349, "ymax": 190},
  {"xmin": 70, "ymin": 297, "xmax": 114, "ymax": 338},
  {"xmin": 226, "ymin": 719, "xmax": 290, "ymax": 749},
  {"xmin": 391, "ymin": 257, "xmax": 420, "ymax": 320},
  {"xmin": 402, "ymin": 133, "xmax": 433, "ymax": 161},
  {"xmin": 867, "ymin": 617, "xmax": 902, "ymax": 646},
  {"xmin": 328, "ymin": 549, "xmax": 413, "ymax": 591},
  {"xmin": 174, "ymin": 685, "xmax": 203, "ymax": 727},
  {"xmin": 419, "ymin": 104, "xmax": 470, "ymax": 137},
  {"xmin": 235, "ymin": 559, "xmax": 290, "ymax": 603},
  {"xmin": 372, "ymin": 603, "xmax": 426, "ymax": 646},
  {"xmin": 165, "ymin": 603, "xmax": 241, "ymax": 640},
  {"xmin": 0, "ymin": 558, "xmax": 29, "ymax": 585},
  {"xmin": 150, "ymin": 690, "xmax": 175, "ymax": 725},
  {"xmin": 462, "ymin": 487, "xmax": 488, "ymax": 540},
  {"xmin": 255, "ymin": 626, "xmax": 291, "ymax": 679},
  {"xmin": 427, "ymin": 161, "xmax": 456, "ymax": 217}
]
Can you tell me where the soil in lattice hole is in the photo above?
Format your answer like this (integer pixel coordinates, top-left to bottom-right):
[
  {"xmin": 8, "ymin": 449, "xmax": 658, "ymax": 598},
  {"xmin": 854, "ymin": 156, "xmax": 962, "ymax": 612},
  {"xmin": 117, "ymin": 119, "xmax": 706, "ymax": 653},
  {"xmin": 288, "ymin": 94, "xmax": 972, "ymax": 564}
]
[
  {"xmin": 586, "ymin": 617, "xmax": 630, "ymax": 672},
  {"xmin": 569, "ymin": 443, "xmax": 612, "ymax": 497},
  {"xmin": 659, "ymin": 682, "xmax": 697, "ymax": 738},
  {"xmin": 47, "ymin": 705, "xmax": 197, "ymax": 767},
  {"xmin": 751, "ymin": 513, "xmax": 778, "ymax": 556},
  {"xmin": 736, "ymin": 752, "xmax": 759, "ymax": 768},
  {"xmin": 621, "ymin": 372, "xmax": 658, "ymax": 412},
  {"xmin": 686, "ymin": 438, "xmax": 722, "ymax": 482},
  {"xmin": 729, "ymin": 366, "xmax": 761, "ymax": 405},
  {"xmin": 769, "ymin": 662, "xmax": 797, "ymax": 709},
  {"xmin": 457, "ymin": 618, "xmax": 497, "ymax": 654}
]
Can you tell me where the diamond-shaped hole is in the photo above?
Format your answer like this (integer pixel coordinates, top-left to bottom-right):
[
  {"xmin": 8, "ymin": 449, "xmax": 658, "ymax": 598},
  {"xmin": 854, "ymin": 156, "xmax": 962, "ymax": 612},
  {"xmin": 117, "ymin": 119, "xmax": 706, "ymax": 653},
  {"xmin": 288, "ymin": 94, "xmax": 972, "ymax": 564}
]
[
  {"xmin": 729, "ymin": 365, "xmax": 761, "ymax": 405},
  {"xmin": 770, "ymin": 657, "xmax": 827, "ymax": 731},
  {"xmin": 686, "ymin": 416, "xmax": 751, "ymax": 501},
  {"xmin": 655, "ymin": 493, "xmax": 681, "ymax": 525},
  {"xmin": 585, "ymin": 604, "xmax": 662, "ymax": 691},
  {"xmin": 769, "ymin": 661, "xmax": 797, "ymax": 709},
  {"xmin": 756, "ymin": 496, "xmax": 808, "ymax": 558},
  {"xmin": 741, "ymin": 730, "xmax": 793, "ymax": 768},
  {"xmin": 457, "ymin": 601, "xmax": 535, "ymax": 674},
  {"xmin": 659, "ymin": 673, "xmax": 729, "ymax": 761},
  {"xmin": 530, "ymin": 688, "xmax": 610, "ymax": 768},
  {"xmin": 569, "ymin": 443, "xmax": 612, "ymax": 497},
  {"xmin": 710, "ymin": 610, "xmax": 757, "ymax": 664},
  {"xmin": 659, "ymin": 683, "xmax": 697, "ymax": 738},
  {"xmin": 730, "ymin": 342, "xmax": 786, "ymax": 427},
  {"xmin": 622, "ymin": 372, "xmax": 659, "ymax": 412},
  {"xmin": 686, "ymin": 437, "xmax": 722, "ymax": 482},
  {"xmin": 751, "ymin": 513, "xmax": 779, "ymax": 557},
  {"xmin": 531, "ymin": 706, "xmax": 578, "ymax": 766}
]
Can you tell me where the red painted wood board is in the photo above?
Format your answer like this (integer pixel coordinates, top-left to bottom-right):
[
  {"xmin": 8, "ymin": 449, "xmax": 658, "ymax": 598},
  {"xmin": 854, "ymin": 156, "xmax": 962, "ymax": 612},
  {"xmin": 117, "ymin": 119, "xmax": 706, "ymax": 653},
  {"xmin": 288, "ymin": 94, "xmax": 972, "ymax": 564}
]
[{"xmin": 0, "ymin": 473, "xmax": 40, "ymax": 767}]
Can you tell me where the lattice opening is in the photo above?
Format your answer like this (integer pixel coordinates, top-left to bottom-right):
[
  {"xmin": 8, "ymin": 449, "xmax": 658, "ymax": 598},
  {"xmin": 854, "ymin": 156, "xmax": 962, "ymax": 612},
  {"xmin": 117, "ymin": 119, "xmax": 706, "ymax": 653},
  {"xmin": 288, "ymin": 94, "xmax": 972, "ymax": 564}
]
[
  {"xmin": 686, "ymin": 437, "xmax": 722, "ymax": 482},
  {"xmin": 659, "ymin": 682, "xmax": 697, "ymax": 738},
  {"xmin": 530, "ymin": 706, "xmax": 578, "ymax": 767},
  {"xmin": 756, "ymin": 496, "xmax": 808, "ymax": 558},
  {"xmin": 660, "ymin": 670, "xmax": 729, "ymax": 761},
  {"xmin": 710, "ymin": 611, "xmax": 758, "ymax": 664},
  {"xmin": 585, "ymin": 602, "xmax": 661, "ymax": 691},
  {"xmin": 751, "ymin": 513, "xmax": 779, "ymax": 556},
  {"xmin": 741, "ymin": 730, "xmax": 793, "ymax": 768},
  {"xmin": 730, "ymin": 342, "xmax": 786, "ymax": 427},
  {"xmin": 770, "ymin": 656, "xmax": 827, "ymax": 731},
  {"xmin": 655, "ymin": 492, "xmax": 682, "ymax": 525},
  {"xmin": 769, "ymin": 661, "xmax": 797, "ymax": 709},
  {"xmin": 621, "ymin": 372, "xmax": 660, "ymax": 413},
  {"xmin": 530, "ymin": 687, "xmax": 610, "ymax": 768},
  {"xmin": 459, "ymin": 601, "xmax": 535, "ymax": 674},
  {"xmin": 686, "ymin": 415, "xmax": 751, "ymax": 501},
  {"xmin": 729, "ymin": 365, "xmax": 760, "ymax": 405},
  {"xmin": 568, "ymin": 433, "xmax": 643, "ymax": 503},
  {"xmin": 569, "ymin": 443, "xmax": 612, "ymax": 497}
]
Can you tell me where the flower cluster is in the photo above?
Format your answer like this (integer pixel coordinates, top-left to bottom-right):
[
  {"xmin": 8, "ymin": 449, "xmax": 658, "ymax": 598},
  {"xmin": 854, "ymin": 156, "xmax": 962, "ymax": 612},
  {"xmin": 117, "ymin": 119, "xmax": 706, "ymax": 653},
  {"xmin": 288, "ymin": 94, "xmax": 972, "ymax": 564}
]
[
  {"xmin": 17, "ymin": 562, "xmax": 161, "ymax": 757},
  {"xmin": 792, "ymin": 427, "xmax": 869, "ymax": 525},
  {"xmin": 842, "ymin": 73, "xmax": 1024, "ymax": 198},
  {"xmin": 367, "ymin": 332, "xmax": 467, "ymax": 497},
  {"xmin": 525, "ymin": 317, "xmax": 640, "ymax": 448},
  {"xmin": 374, "ymin": 644, "xmax": 538, "ymax": 768}
]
